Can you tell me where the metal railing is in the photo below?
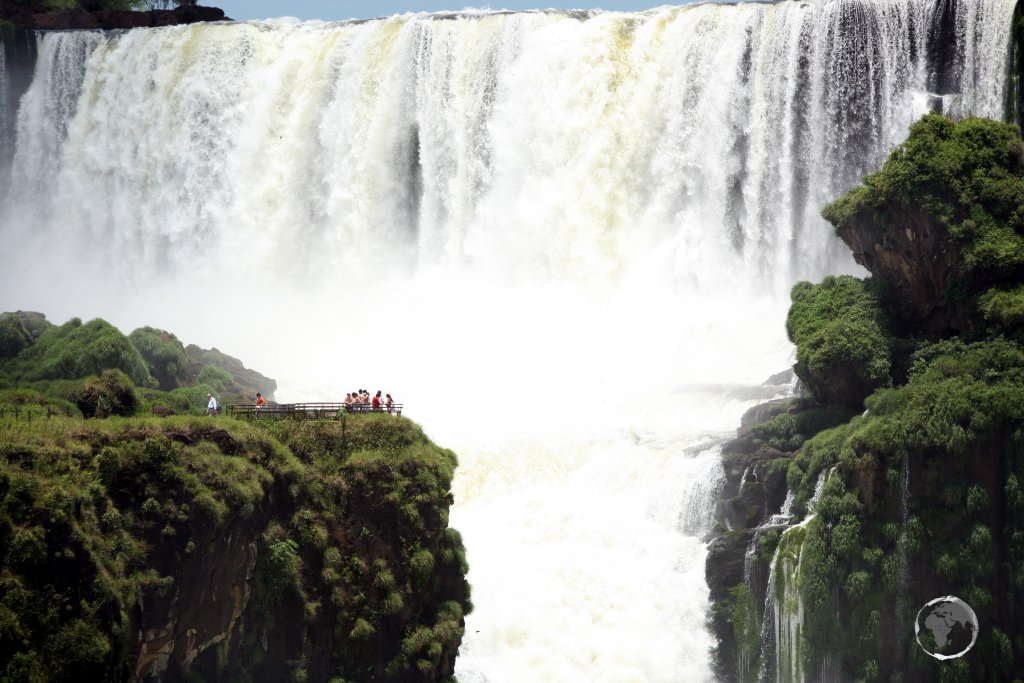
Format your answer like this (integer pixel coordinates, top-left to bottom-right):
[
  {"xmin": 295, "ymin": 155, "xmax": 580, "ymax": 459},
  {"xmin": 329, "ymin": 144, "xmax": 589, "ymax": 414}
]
[{"xmin": 229, "ymin": 402, "xmax": 404, "ymax": 420}]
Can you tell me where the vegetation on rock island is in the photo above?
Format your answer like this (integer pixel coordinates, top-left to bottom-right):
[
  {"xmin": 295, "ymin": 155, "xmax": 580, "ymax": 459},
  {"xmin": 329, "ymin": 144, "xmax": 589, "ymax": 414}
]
[
  {"xmin": 0, "ymin": 312, "xmax": 470, "ymax": 682},
  {"xmin": 0, "ymin": 311, "xmax": 276, "ymax": 417},
  {"xmin": 709, "ymin": 114, "xmax": 1024, "ymax": 683}
]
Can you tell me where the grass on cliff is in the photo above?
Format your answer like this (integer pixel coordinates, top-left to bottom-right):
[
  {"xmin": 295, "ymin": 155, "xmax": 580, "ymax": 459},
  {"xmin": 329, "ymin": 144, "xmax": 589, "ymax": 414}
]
[
  {"xmin": 776, "ymin": 337, "xmax": 1024, "ymax": 680},
  {"xmin": 750, "ymin": 115, "xmax": 1024, "ymax": 682},
  {"xmin": 128, "ymin": 326, "xmax": 191, "ymax": 391},
  {"xmin": 1, "ymin": 318, "xmax": 153, "ymax": 388},
  {"xmin": 0, "ymin": 406, "xmax": 469, "ymax": 681}
]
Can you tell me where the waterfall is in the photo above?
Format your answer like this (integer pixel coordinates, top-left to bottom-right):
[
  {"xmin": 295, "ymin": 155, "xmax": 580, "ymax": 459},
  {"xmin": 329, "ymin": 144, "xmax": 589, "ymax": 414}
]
[
  {"xmin": 0, "ymin": 44, "xmax": 7, "ymax": 160},
  {"xmin": 895, "ymin": 451, "xmax": 912, "ymax": 669},
  {"xmin": 0, "ymin": 2, "xmax": 1016, "ymax": 681},
  {"xmin": 759, "ymin": 467, "xmax": 833, "ymax": 682}
]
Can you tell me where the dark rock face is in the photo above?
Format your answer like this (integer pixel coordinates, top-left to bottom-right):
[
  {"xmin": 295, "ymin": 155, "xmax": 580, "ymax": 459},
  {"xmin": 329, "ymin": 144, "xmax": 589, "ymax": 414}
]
[
  {"xmin": 0, "ymin": 30, "xmax": 38, "ymax": 177},
  {"xmin": 0, "ymin": 4, "xmax": 228, "ymax": 30},
  {"xmin": 836, "ymin": 204, "xmax": 972, "ymax": 336},
  {"xmin": 705, "ymin": 404, "xmax": 794, "ymax": 681},
  {"xmin": 716, "ymin": 439, "xmax": 789, "ymax": 534}
]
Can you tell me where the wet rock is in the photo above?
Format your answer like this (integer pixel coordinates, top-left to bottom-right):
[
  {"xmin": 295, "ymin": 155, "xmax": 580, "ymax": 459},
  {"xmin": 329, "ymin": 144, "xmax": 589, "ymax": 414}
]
[
  {"xmin": 837, "ymin": 205, "xmax": 973, "ymax": 336},
  {"xmin": 0, "ymin": 4, "xmax": 227, "ymax": 30}
]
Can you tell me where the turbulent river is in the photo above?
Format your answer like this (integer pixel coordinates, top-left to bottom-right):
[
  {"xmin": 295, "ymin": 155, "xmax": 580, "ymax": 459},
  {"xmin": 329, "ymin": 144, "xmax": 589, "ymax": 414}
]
[{"xmin": 0, "ymin": 1, "xmax": 1015, "ymax": 680}]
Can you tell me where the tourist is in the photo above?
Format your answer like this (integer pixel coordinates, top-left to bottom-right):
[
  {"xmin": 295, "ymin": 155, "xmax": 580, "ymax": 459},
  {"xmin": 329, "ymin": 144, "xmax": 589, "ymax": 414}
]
[
  {"xmin": 344, "ymin": 393, "xmax": 355, "ymax": 411},
  {"xmin": 207, "ymin": 393, "xmax": 218, "ymax": 416},
  {"xmin": 385, "ymin": 393, "xmax": 394, "ymax": 413},
  {"xmin": 372, "ymin": 390, "xmax": 382, "ymax": 411},
  {"xmin": 255, "ymin": 392, "xmax": 266, "ymax": 409}
]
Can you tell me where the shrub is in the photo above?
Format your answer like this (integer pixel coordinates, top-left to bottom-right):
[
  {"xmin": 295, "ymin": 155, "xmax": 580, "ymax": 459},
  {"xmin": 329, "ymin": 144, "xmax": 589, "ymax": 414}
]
[
  {"xmin": 823, "ymin": 115, "xmax": 1024, "ymax": 334},
  {"xmin": 77, "ymin": 369, "xmax": 141, "ymax": 418},
  {"xmin": 0, "ymin": 317, "xmax": 33, "ymax": 360},
  {"xmin": 168, "ymin": 384, "xmax": 218, "ymax": 415},
  {"xmin": 196, "ymin": 366, "xmax": 232, "ymax": 393},
  {"xmin": 129, "ymin": 327, "xmax": 191, "ymax": 390},
  {"xmin": 10, "ymin": 318, "xmax": 152, "ymax": 387},
  {"xmin": 786, "ymin": 276, "xmax": 892, "ymax": 409}
]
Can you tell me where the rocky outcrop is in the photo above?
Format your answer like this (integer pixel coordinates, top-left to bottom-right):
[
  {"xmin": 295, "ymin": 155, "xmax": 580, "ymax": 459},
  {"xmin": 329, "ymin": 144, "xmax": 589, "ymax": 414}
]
[
  {"xmin": 186, "ymin": 344, "xmax": 277, "ymax": 401},
  {"xmin": 0, "ymin": 416, "xmax": 470, "ymax": 682},
  {"xmin": 0, "ymin": 4, "xmax": 228, "ymax": 31},
  {"xmin": 721, "ymin": 116, "xmax": 1024, "ymax": 682},
  {"xmin": 835, "ymin": 204, "xmax": 972, "ymax": 336},
  {"xmin": 705, "ymin": 398, "xmax": 795, "ymax": 681}
]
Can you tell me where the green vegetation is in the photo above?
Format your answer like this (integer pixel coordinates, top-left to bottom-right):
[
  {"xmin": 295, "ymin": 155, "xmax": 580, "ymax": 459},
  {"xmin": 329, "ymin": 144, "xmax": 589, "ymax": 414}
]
[
  {"xmin": 76, "ymin": 368, "xmax": 140, "ymax": 418},
  {"xmin": 824, "ymin": 114, "xmax": 1024, "ymax": 337},
  {"xmin": 2, "ymin": 318, "xmax": 152, "ymax": 387},
  {"xmin": 196, "ymin": 365, "xmax": 232, "ymax": 393},
  {"xmin": 786, "ymin": 275, "xmax": 893, "ymax": 409},
  {"xmin": 0, "ymin": 316, "xmax": 33, "ymax": 361},
  {"xmin": 749, "ymin": 399, "xmax": 854, "ymax": 452},
  {"xmin": 750, "ymin": 115, "xmax": 1024, "ymax": 681},
  {"xmin": 0, "ymin": 313, "xmax": 465, "ymax": 679},
  {"xmin": 0, "ymin": 406, "xmax": 470, "ymax": 681},
  {"xmin": 129, "ymin": 326, "xmax": 190, "ymax": 390},
  {"xmin": 0, "ymin": 312, "xmax": 276, "ymax": 418}
]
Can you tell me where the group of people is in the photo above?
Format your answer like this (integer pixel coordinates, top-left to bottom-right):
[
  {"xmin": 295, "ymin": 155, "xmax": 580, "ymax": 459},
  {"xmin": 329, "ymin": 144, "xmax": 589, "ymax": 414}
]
[{"xmin": 344, "ymin": 389, "xmax": 395, "ymax": 413}]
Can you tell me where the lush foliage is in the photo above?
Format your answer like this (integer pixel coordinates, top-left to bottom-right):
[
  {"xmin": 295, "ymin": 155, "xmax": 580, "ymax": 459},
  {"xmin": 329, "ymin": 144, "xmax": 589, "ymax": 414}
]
[
  {"xmin": 0, "ymin": 409, "xmax": 469, "ymax": 681},
  {"xmin": 824, "ymin": 115, "xmax": 1024, "ymax": 337},
  {"xmin": 750, "ymin": 401, "xmax": 855, "ymax": 453},
  {"xmin": 0, "ymin": 317, "xmax": 32, "ymax": 361},
  {"xmin": 128, "ymin": 326, "xmax": 191, "ymax": 390},
  {"xmin": 0, "ymin": 312, "xmax": 275, "ymax": 417},
  {"xmin": 761, "ymin": 115, "xmax": 1024, "ymax": 681},
  {"xmin": 196, "ymin": 365, "xmax": 231, "ymax": 393},
  {"xmin": 786, "ymin": 276, "xmax": 893, "ymax": 409},
  {"xmin": 2, "ymin": 318, "xmax": 152, "ymax": 387},
  {"xmin": 76, "ymin": 368, "xmax": 141, "ymax": 418}
]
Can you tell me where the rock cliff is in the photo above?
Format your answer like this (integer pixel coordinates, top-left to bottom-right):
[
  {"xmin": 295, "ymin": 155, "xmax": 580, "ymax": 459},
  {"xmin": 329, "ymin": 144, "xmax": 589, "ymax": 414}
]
[
  {"xmin": 0, "ymin": 3, "xmax": 227, "ymax": 31},
  {"xmin": 706, "ymin": 115, "xmax": 1024, "ymax": 682},
  {"xmin": 0, "ymin": 412, "xmax": 470, "ymax": 682}
]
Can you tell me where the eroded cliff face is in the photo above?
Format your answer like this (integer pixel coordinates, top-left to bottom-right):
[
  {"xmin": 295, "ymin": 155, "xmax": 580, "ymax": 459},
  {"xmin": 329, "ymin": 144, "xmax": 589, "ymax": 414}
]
[
  {"xmin": 0, "ymin": 415, "xmax": 470, "ymax": 682},
  {"xmin": 0, "ymin": 4, "xmax": 227, "ymax": 31},
  {"xmin": 836, "ymin": 205, "xmax": 973, "ymax": 336},
  {"xmin": 706, "ymin": 116, "xmax": 1024, "ymax": 682}
]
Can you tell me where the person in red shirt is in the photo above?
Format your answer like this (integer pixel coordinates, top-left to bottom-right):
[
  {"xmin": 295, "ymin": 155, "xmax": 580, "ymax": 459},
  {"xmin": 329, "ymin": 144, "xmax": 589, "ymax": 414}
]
[
  {"xmin": 255, "ymin": 392, "xmax": 267, "ymax": 408},
  {"xmin": 372, "ymin": 390, "xmax": 382, "ymax": 411},
  {"xmin": 385, "ymin": 393, "xmax": 394, "ymax": 413}
]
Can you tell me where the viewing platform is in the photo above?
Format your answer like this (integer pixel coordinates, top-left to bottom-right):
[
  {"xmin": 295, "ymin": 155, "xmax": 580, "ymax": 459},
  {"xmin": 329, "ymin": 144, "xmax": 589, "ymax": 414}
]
[{"xmin": 230, "ymin": 402, "xmax": 403, "ymax": 420}]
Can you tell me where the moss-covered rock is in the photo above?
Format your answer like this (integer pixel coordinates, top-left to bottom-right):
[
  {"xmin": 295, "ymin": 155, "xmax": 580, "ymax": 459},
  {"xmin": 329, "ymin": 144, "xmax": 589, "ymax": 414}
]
[
  {"xmin": 186, "ymin": 344, "xmax": 277, "ymax": 402},
  {"xmin": 129, "ymin": 326, "xmax": 192, "ymax": 391},
  {"xmin": 712, "ymin": 115, "xmax": 1024, "ymax": 681},
  {"xmin": 0, "ymin": 315, "xmax": 32, "ymax": 360},
  {"xmin": 2, "ymin": 317, "xmax": 153, "ymax": 387},
  {"xmin": 824, "ymin": 115, "xmax": 1024, "ymax": 337},
  {"xmin": 0, "ymin": 409, "xmax": 469, "ymax": 682},
  {"xmin": 76, "ymin": 368, "xmax": 141, "ymax": 418},
  {"xmin": 786, "ymin": 276, "xmax": 893, "ymax": 409}
]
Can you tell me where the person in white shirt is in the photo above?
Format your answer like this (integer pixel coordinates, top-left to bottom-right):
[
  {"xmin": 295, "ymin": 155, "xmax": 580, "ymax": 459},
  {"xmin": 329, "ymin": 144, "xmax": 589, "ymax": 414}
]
[{"xmin": 207, "ymin": 393, "xmax": 218, "ymax": 416}]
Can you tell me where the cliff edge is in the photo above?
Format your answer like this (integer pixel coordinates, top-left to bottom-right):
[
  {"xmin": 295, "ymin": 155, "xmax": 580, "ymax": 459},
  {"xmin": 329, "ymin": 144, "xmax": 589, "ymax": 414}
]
[{"xmin": 707, "ymin": 115, "xmax": 1024, "ymax": 682}]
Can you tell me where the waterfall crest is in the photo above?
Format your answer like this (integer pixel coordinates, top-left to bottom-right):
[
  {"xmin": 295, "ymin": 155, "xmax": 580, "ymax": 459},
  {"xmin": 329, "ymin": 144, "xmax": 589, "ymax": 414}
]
[{"xmin": 1, "ymin": 0, "xmax": 1015, "ymax": 294}]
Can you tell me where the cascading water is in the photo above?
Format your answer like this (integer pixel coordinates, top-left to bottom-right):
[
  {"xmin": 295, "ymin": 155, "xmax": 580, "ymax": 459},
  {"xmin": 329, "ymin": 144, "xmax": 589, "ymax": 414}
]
[{"xmin": 0, "ymin": 1, "xmax": 1017, "ymax": 680}]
